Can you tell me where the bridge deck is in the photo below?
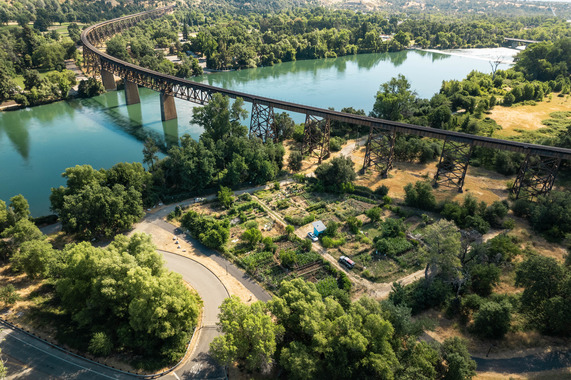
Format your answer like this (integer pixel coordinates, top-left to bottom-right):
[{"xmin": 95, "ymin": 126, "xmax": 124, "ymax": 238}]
[{"xmin": 81, "ymin": 7, "xmax": 571, "ymax": 161}]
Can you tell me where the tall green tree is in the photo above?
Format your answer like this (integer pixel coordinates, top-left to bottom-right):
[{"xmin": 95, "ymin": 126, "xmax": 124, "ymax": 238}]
[{"xmin": 371, "ymin": 75, "xmax": 417, "ymax": 121}]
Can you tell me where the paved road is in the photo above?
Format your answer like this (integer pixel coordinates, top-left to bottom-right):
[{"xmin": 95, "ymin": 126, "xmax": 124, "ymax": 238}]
[
  {"xmin": 0, "ymin": 322, "xmax": 134, "ymax": 379},
  {"xmin": 474, "ymin": 350, "xmax": 571, "ymax": 373},
  {"xmin": 159, "ymin": 251, "xmax": 229, "ymax": 380}
]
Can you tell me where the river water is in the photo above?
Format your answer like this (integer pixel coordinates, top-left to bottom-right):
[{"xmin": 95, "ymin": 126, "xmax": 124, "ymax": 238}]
[{"xmin": 0, "ymin": 49, "xmax": 514, "ymax": 216}]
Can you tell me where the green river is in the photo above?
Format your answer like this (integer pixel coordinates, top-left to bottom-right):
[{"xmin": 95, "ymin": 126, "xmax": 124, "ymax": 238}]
[{"xmin": 0, "ymin": 49, "xmax": 512, "ymax": 216}]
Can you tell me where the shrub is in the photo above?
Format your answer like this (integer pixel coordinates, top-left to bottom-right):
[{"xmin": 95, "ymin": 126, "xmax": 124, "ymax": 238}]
[
  {"xmin": 374, "ymin": 185, "xmax": 389, "ymax": 197},
  {"xmin": 288, "ymin": 151, "xmax": 303, "ymax": 172},
  {"xmin": 365, "ymin": 207, "xmax": 382, "ymax": 222},
  {"xmin": 472, "ymin": 300, "xmax": 512, "ymax": 339},
  {"xmin": 279, "ymin": 250, "xmax": 297, "ymax": 269},
  {"xmin": 346, "ymin": 216, "xmax": 362, "ymax": 234},
  {"xmin": 404, "ymin": 181, "xmax": 436, "ymax": 210},
  {"xmin": 322, "ymin": 236, "xmax": 345, "ymax": 248},
  {"xmin": 330, "ymin": 136, "xmax": 346, "ymax": 152},
  {"xmin": 239, "ymin": 193, "xmax": 252, "ymax": 201},
  {"xmin": 469, "ymin": 264, "xmax": 501, "ymax": 296},
  {"xmin": 89, "ymin": 332, "xmax": 113, "ymax": 357},
  {"xmin": 0, "ymin": 284, "xmax": 20, "ymax": 306}
]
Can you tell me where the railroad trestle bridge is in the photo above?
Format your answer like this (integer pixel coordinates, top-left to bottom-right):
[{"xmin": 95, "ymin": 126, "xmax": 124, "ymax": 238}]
[{"xmin": 82, "ymin": 6, "xmax": 571, "ymax": 200}]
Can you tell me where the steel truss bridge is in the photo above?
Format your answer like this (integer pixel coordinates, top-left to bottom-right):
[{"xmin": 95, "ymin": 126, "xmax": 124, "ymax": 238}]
[{"xmin": 82, "ymin": 6, "xmax": 571, "ymax": 200}]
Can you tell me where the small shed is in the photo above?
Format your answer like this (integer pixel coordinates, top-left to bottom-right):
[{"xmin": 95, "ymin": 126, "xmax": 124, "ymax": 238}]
[{"xmin": 312, "ymin": 220, "xmax": 326, "ymax": 237}]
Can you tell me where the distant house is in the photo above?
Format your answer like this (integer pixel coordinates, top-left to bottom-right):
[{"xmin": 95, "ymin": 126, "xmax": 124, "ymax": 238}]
[{"xmin": 312, "ymin": 221, "xmax": 326, "ymax": 237}]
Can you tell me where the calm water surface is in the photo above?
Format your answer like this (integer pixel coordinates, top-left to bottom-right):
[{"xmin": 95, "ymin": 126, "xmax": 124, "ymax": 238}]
[{"xmin": 0, "ymin": 50, "xmax": 511, "ymax": 215}]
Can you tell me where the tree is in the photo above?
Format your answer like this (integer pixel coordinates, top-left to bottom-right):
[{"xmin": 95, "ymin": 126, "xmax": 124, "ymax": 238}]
[
  {"xmin": 423, "ymin": 219, "xmax": 462, "ymax": 284},
  {"xmin": 288, "ymin": 151, "xmax": 303, "ymax": 172},
  {"xmin": 78, "ymin": 78, "xmax": 104, "ymax": 98},
  {"xmin": 314, "ymin": 155, "xmax": 356, "ymax": 191},
  {"xmin": 242, "ymin": 227, "xmax": 262, "ymax": 248},
  {"xmin": 9, "ymin": 194, "xmax": 30, "ymax": 223},
  {"xmin": 210, "ymin": 296, "xmax": 280, "ymax": 373},
  {"xmin": 274, "ymin": 112, "xmax": 295, "ymax": 141},
  {"xmin": 193, "ymin": 93, "xmax": 248, "ymax": 142},
  {"xmin": 365, "ymin": 207, "xmax": 382, "ymax": 222},
  {"xmin": 50, "ymin": 164, "xmax": 145, "ymax": 239},
  {"xmin": 217, "ymin": 186, "xmax": 235, "ymax": 208},
  {"xmin": 472, "ymin": 300, "xmax": 511, "ymax": 339},
  {"xmin": 515, "ymin": 255, "xmax": 571, "ymax": 334},
  {"xmin": 439, "ymin": 337, "xmax": 476, "ymax": 380},
  {"xmin": 404, "ymin": 181, "xmax": 436, "ymax": 210},
  {"xmin": 11, "ymin": 239, "xmax": 56, "ymax": 279},
  {"xmin": 371, "ymin": 75, "xmax": 417, "ymax": 121}
]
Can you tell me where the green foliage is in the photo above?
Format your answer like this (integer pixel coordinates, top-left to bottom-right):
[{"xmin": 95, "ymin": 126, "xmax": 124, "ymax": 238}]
[
  {"xmin": 423, "ymin": 219, "xmax": 462, "ymax": 283},
  {"xmin": 516, "ymin": 255, "xmax": 571, "ymax": 335},
  {"xmin": 314, "ymin": 156, "xmax": 356, "ymax": 192},
  {"xmin": 241, "ymin": 251, "xmax": 274, "ymax": 272},
  {"xmin": 242, "ymin": 227, "xmax": 262, "ymax": 248},
  {"xmin": 469, "ymin": 264, "xmax": 501, "ymax": 296},
  {"xmin": 78, "ymin": 77, "xmax": 105, "ymax": 98},
  {"xmin": 528, "ymin": 191, "xmax": 571, "ymax": 241},
  {"xmin": 440, "ymin": 337, "xmax": 477, "ymax": 380},
  {"xmin": 321, "ymin": 236, "xmax": 345, "ymax": 248},
  {"xmin": 371, "ymin": 75, "xmax": 417, "ymax": 121},
  {"xmin": 375, "ymin": 237, "xmax": 413, "ymax": 257},
  {"xmin": 404, "ymin": 181, "xmax": 436, "ymax": 211},
  {"xmin": 345, "ymin": 215, "xmax": 362, "ymax": 234},
  {"xmin": 181, "ymin": 210, "xmax": 230, "ymax": 249},
  {"xmin": 472, "ymin": 300, "xmax": 511, "ymax": 339},
  {"xmin": 285, "ymin": 225, "xmax": 295, "ymax": 235},
  {"xmin": 11, "ymin": 239, "xmax": 57, "ymax": 279},
  {"xmin": 0, "ymin": 284, "xmax": 20, "ymax": 306},
  {"xmin": 217, "ymin": 186, "xmax": 235, "ymax": 208},
  {"xmin": 285, "ymin": 213, "xmax": 315, "ymax": 226},
  {"xmin": 89, "ymin": 332, "xmax": 113, "ymax": 357},
  {"xmin": 365, "ymin": 206, "xmax": 382, "ymax": 222},
  {"xmin": 329, "ymin": 136, "xmax": 346, "ymax": 152},
  {"xmin": 288, "ymin": 151, "xmax": 303, "ymax": 172},
  {"xmin": 210, "ymin": 296, "xmax": 280, "ymax": 373},
  {"xmin": 50, "ymin": 164, "xmax": 145, "ymax": 240},
  {"xmin": 52, "ymin": 234, "xmax": 200, "ymax": 364},
  {"xmin": 279, "ymin": 249, "xmax": 297, "ymax": 269}
]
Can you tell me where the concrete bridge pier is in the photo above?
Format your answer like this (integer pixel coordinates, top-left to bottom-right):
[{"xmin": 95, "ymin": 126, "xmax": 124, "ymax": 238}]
[
  {"xmin": 101, "ymin": 69, "xmax": 116, "ymax": 91},
  {"xmin": 124, "ymin": 80, "xmax": 140, "ymax": 105},
  {"xmin": 160, "ymin": 93, "xmax": 177, "ymax": 121}
]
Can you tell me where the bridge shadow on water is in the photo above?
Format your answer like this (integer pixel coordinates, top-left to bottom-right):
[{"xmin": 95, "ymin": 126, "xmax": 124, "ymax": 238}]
[{"xmin": 80, "ymin": 91, "xmax": 180, "ymax": 154}]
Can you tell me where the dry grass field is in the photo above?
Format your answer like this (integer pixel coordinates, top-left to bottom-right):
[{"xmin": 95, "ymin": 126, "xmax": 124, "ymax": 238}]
[{"xmin": 490, "ymin": 95, "xmax": 571, "ymax": 139}]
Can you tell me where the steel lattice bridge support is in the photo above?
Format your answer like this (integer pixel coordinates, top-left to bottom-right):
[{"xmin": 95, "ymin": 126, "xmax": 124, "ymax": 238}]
[
  {"xmin": 250, "ymin": 102, "xmax": 276, "ymax": 141},
  {"xmin": 434, "ymin": 138, "xmax": 474, "ymax": 192},
  {"xmin": 511, "ymin": 153, "xmax": 561, "ymax": 201},
  {"xmin": 81, "ymin": 6, "xmax": 571, "ymax": 199},
  {"xmin": 302, "ymin": 114, "xmax": 330, "ymax": 163},
  {"xmin": 362, "ymin": 124, "xmax": 395, "ymax": 177}
]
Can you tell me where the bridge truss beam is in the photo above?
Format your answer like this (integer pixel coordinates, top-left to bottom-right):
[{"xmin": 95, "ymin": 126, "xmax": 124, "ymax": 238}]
[
  {"xmin": 511, "ymin": 154, "xmax": 561, "ymax": 201},
  {"xmin": 362, "ymin": 125, "xmax": 395, "ymax": 177},
  {"xmin": 250, "ymin": 103, "xmax": 276, "ymax": 141},
  {"xmin": 434, "ymin": 138, "xmax": 474, "ymax": 192},
  {"xmin": 302, "ymin": 114, "xmax": 330, "ymax": 163}
]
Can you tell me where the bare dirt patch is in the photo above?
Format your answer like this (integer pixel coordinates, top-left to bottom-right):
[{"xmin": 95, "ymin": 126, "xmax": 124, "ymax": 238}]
[{"xmin": 489, "ymin": 95, "xmax": 571, "ymax": 139}]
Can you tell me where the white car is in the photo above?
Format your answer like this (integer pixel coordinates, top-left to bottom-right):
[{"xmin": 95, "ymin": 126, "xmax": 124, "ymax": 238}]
[{"xmin": 307, "ymin": 232, "xmax": 318, "ymax": 242}]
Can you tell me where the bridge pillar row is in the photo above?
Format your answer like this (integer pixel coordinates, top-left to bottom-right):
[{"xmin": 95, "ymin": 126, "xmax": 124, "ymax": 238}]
[
  {"xmin": 362, "ymin": 125, "xmax": 395, "ymax": 177},
  {"xmin": 124, "ymin": 80, "xmax": 140, "ymax": 105},
  {"xmin": 101, "ymin": 69, "xmax": 116, "ymax": 91},
  {"xmin": 160, "ymin": 93, "xmax": 178, "ymax": 121},
  {"xmin": 433, "ymin": 138, "xmax": 473, "ymax": 192},
  {"xmin": 511, "ymin": 153, "xmax": 561, "ymax": 201}
]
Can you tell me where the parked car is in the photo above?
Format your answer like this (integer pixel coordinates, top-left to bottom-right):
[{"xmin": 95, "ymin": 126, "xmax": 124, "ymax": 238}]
[
  {"xmin": 339, "ymin": 255, "xmax": 355, "ymax": 269},
  {"xmin": 307, "ymin": 232, "xmax": 318, "ymax": 242}
]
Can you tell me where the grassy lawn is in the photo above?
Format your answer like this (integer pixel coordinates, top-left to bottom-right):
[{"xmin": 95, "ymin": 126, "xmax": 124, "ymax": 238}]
[{"xmin": 12, "ymin": 69, "xmax": 62, "ymax": 90}]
